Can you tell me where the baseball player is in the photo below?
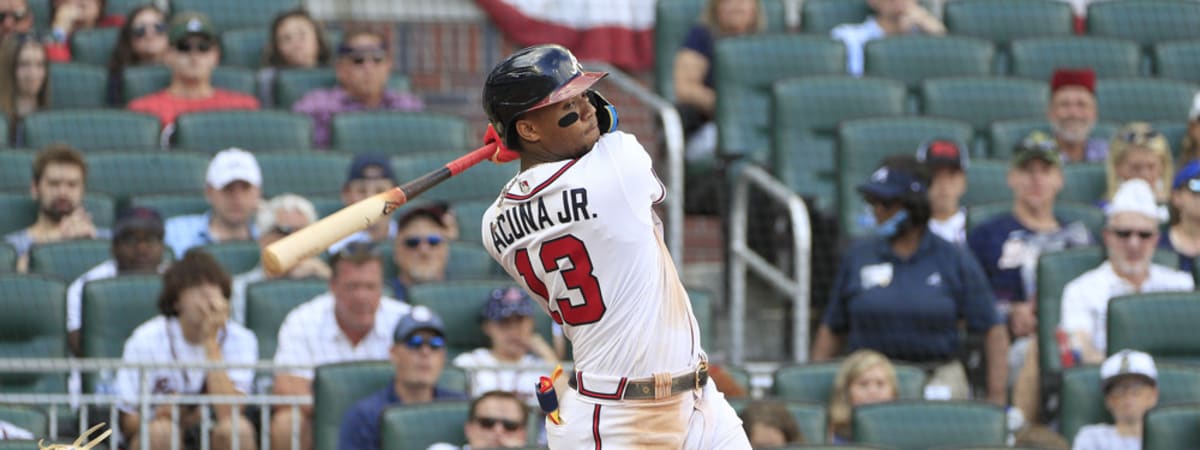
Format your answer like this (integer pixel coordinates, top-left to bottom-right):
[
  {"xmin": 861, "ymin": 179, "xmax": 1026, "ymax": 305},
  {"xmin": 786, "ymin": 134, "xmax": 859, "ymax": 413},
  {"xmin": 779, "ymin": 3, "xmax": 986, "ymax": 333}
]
[{"xmin": 480, "ymin": 44, "xmax": 750, "ymax": 449}]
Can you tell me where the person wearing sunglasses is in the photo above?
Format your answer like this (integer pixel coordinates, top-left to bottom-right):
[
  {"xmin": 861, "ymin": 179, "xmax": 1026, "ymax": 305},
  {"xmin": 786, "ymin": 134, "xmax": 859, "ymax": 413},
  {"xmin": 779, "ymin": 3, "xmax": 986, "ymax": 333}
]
[
  {"xmin": 1160, "ymin": 159, "xmax": 1200, "ymax": 274},
  {"xmin": 1061, "ymin": 179, "xmax": 1193, "ymax": 365},
  {"xmin": 428, "ymin": 390, "xmax": 531, "ymax": 450},
  {"xmin": 229, "ymin": 194, "xmax": 330, "ymax": 325},
  {"xmin": 328, "ymin": 154, "xmax": 400, "ymax": 255},
  {"xmin": 106, "ymin": 5, "xmax": 168, "ymax": 105},
  {"xmin": 339, "ymin": 306, "xmax": 467, "ymax": 450},
  {"xmin": 128, "ymin": 11, "xmax": 259, "ymax": 128},
  {"xmin": 1104, "ymin": 122, "xmax": 1175, "ymax": 208},
  {"xmin": 292, "ymin": 28, "xmax": 423, "ymax": 147},
  {"xmin": 390, "ymin": 204, "xmax": 454, "ymax": 300},
  {"xmin": 0, "ymin": 0, "xmax": 32, "ymax": 37}
]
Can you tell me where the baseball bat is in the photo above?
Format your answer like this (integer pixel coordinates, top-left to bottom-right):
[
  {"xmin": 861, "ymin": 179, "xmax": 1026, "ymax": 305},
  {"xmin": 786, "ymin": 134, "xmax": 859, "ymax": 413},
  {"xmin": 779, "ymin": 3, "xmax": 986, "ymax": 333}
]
[{"xmin": 262, "ymin": 142, "xmax": 499, "ymax": 276}]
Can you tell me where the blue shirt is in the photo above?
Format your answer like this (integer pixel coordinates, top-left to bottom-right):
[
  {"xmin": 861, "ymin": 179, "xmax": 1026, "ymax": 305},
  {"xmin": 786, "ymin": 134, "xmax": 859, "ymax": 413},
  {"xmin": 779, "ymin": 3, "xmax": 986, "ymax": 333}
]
[
  {"xmin": 1158, "ymin": 229, "xmax": 1196, "ymax": 274},
  {"xmin": 681, "ymin": 25, "xmax": 715, "ymax": 88},
  {"xmin": 966, "ymin": 213, "xmax": 1092, "ymax": 304},
  {"xmin": 822, "ymin": 231, "xmax": 998, "ymax": 362},
  {"xmin": 338, "ymin": 383, "xmax": 467, "ymax": 450},
  {"xmin": 163, "ymin": 212, "xmax": 258, "ymax": 258}
]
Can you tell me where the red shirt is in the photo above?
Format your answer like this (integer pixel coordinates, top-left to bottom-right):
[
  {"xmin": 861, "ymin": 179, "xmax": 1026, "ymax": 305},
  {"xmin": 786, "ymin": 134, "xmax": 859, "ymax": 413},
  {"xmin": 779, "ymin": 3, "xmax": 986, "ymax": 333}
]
[{"xmin": 128, "ymin": 88, "xmax": 261, "ymax": 127}]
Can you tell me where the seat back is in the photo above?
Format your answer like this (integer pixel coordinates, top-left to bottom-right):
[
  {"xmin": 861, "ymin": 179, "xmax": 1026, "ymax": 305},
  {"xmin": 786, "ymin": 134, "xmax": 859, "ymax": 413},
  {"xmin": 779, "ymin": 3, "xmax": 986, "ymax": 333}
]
[
  {"xmin": 0, "ymin": 151, "xmax": 33, "ymax": 191},
  {"xmin": 920, "ymin": 77, "xmax": 1048, "ymax": 137},
  {"xmin": 1087, "ymin": 0, "xmax": 1200, "ymax": 48},
  {"xmin": 312, "ymin": 360, "xmax": 395, "ymax": 450},
  {"xmin": 331, "ymin": 112, "xmax": 471, "ymax": 154},
  {"xmin": 69, "ymin": 27, "xmax": 119, "ymax": 66},
  {"xmin": 1036, "ymin": 247, "xmax": 1105, "ymax": 376},
  {"xmin": 962, "ymin": 160, "xmax": 1012, "ymax": 206},
  {"xmin": 198, "ymin": 241, "xmax": 260, "ymax": 275},
  {"xmin": 801, "ymin": 0, "xmax": 870, "ymax": 35},
  {"xmin": 168, "ymin": 0, "xmax": 299, "ymax": 32},
  {"xmin": 852, "ymin": 400, "xmax": 1006, "ymax": 450},
  {"xmin": 0, "ymin": 192, "xmax": 34, "ymax": 236},
  {"xmin": 48, "ymin": 63, "xmax": 108, "ymax": 109},
  {"xmin": 864, "ymin": 36, "xmax": 995, "ymax": 92},
  {"xmin": 1154, "ymin": 40, "xmax": 1200, "ymax": 84},
  {"xmin": 727, "ymin": 399, "xmax": 828, "ymax": 445},
  {"xmin": 1009, "ymin": 37, "xmax": 1141, "ymax": 80},
  {"xmin": 1108, "ymin": 292, "xmax": 1200, "ymax": 365},
  {"xmin": 23, "ymin": 110, "xmax": 161, "ymax": 151},
  {"xmin": 244, "ymin": 279, "xmax": 328, "ymax": 360},
  {"xmin": 80, "ymin": 275, "xmax": 161, "ymax": 392},
  {"xmin": 122, "ymin": 65, "xmax": 257, "ymax": 104},
  {"xmin": 173, "ymin": 110, "xmax": 312, "ymax": 152},
  {"xmin": 0, "ymin": 404, "xmax": 47, "ymax": 438},
  {"xmin": 1145, "ymin": 403, "xmax": 1200, "ymax": 450},
  {"xmin": 1096, "ymin": 78, "xmax": 1198, "ymax": 124},
  {"xmin": 87, "ymin": 151, "xmax": 208, "ymax": 203},
  {"xmin": 944, "ymin": 0, "xmax": 1074, "ymax": 46},
  {"xmin": 0, "ymin": 274, "xmax": 66, "ymax": 393},
  {"xmin": 772, "ymin": 361, "xmax": 926, "ymax": 402},
  {"xmin": 0, "ymin": 242, "xmax": 15, "ymax": 273},
  {"xmin": 451, "ymin": 198, "xmax": 494, "ymax": 244},
  {"xmin": 220, "ymin": 27, "xmax": 268, "ymax": 68},
  {"xmin": 1060, "ymin": 363, "xmax": 1200, "ymax": 441},
  {"xmin": 256, "ymin": 151, "xmax": 352, "ymax": 197},
  {"xmin": 1060, "ymin": 162, "xmax": 1108, "ymax": 205},
  {"xmin": 380, "ymin": 401, "xmax": 471, "ymax": 450},
  {"xmin": 27, "ymin": 239, "xmax": 110, "ymax": 282}
]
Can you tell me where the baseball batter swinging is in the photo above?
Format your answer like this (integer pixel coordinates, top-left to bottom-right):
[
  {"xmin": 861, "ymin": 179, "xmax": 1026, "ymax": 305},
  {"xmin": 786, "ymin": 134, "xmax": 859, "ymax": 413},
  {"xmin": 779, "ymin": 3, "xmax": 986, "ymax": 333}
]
[{"xmin": 481, "ymin": 44, "xmax": 750, "ymax": 448}]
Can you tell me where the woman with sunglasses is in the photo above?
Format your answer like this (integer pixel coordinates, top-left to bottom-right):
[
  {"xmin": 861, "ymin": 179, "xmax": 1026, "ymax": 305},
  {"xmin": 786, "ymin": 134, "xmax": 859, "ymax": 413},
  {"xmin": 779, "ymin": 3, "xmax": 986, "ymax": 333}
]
[
  {"xmin": 0, "ymin": 32, "xmax": 47, "ymax": 145},
  {"xmin": 106, "ymin": 5, "xmax": 167, "ymax": 105},
  {"xmin": 44, "ymin": 0, "xmax": 124, "ymax": 62},
  {"xmin": 1104, "ymin": 122, "xmax": 1175, "ymax": 208}
]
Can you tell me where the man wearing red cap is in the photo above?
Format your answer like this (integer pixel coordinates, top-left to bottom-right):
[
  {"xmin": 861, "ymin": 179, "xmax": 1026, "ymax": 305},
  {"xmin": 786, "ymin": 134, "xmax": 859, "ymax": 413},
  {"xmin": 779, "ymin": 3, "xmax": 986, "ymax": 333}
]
[{"xmin": 1047, "ymin": 68, "xmax": 1108, "ymax": 163}]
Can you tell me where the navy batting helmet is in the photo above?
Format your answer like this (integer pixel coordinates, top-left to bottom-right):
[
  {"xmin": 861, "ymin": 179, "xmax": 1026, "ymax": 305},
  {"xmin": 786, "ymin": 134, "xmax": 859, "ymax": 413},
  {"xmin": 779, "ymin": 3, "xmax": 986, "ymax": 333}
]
[{"xmin": 482, "ymin": 44, "xmax": 608, "ymax": 149}]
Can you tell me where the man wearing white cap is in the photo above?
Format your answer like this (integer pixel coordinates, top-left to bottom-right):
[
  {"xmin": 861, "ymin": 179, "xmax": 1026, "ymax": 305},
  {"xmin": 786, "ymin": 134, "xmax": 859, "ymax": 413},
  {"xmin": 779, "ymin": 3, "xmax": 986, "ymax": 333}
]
[
  {"xmin": 164, "ymin": 148, "xmax": 262, "ymax": 258},
  {"xmin": 1072, "ymin": 349, "xmax": 1159, "ymax": 450},
  {"xmin": 1060, "ymin": 179, "xmax": 1193, "ymax": 365}
]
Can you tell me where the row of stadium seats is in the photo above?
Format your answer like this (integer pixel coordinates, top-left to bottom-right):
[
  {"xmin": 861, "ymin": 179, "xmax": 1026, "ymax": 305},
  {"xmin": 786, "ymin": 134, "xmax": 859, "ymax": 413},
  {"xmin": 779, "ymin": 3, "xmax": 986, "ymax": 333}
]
[
  {"xmin": 23, "ymin": 0, "xmax": 300, "ymax": 35},
  {"xmin": 64, "ymin": 25, "xmax": 345, "ymax": 69}
]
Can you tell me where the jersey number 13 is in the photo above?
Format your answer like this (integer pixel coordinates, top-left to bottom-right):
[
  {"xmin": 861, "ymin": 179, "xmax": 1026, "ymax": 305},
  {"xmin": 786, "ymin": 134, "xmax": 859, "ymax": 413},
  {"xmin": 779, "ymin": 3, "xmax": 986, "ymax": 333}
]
[{"xmin": 514, "ymin": 234, "xmax": 606, "ymax": 326}]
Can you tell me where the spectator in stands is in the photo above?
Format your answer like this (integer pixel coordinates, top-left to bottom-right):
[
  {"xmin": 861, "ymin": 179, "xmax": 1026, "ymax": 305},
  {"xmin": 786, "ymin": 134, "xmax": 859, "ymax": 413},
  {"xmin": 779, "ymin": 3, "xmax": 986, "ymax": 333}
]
[
  {"xmin": 44, "ymin": 0, "xmax": 124, "ymax": 62},
  {"xmin": 1104, "ymin": 122, "xmax": 1173, "ymax": 207},
  {"xmin": 740, "ymin": 400, "xmax": 805, "ymax": 448},
  {"xmin": 269, "ymin": 242, "xmax": 410, "ymax": 450},
  {"xmin": 391, "ymin": 204, "xmax": 454, "ymax": 300},
  {"xmin": 164, "ymin": 148, "xmax": 262, "ymax": 258},
  {"xmin": 128, "ymin": 11, "xmax": 259, "ymax": 128},
  {"xmin": 4, "ymin": 145, "xmax": 105, "ymax": 272},
  {"xmin": 1161, "ymin": 160, "xmax": 1200, "ymax": 273},
  {"xmin": 292, "ymin": 28, "xmax": 423, "ymax": 148},
  {"xmin": 672, "ymin": 0, "xmax": 764, "ymax": 161},
  {"xmin": 0, "ymin": 0, "xmax": 32, "ymax": 36},
  {"xmin": 1047, "ymin": 68, "xmax": 1107, "ymax": 164},
  {"xmin": 1177, "ymin": 93, "xmax": 1200, "ymax": 165},
  {"xmin": 1072, "ymin": 349, "xmax": 1159, "ymax": 450},
  {"xmin": 831, "ymin": 0, "xmax": 945, "ymax": 76},
  {"xmin": 0, "ymin": 33, "xmax": 49, "ymax": 144},
  {"xmin": 66, "ymin": 206, "xmax": 169, "ymax": 356},
  {"xmin": 827, "ymin": 349, "xmax": 898, "ymax": 443},
  {"xmin": 106, "ymin": 5, "xmax": 169, "ymax": 105},
  {"xmin": 329, "ymin": 154, "xmax": 399, "ymax": 254},
  {"xmin": 428, "ymin": 390, "xmax": 530, "ymax": 450},
  {"xmin": 454, "ymin": 286, "xmax": 557, "ymax": 406},
  {"xmin": 115, "ymin": 249, "xmax": 258, "ymax": 450},
  {"xmin": 811, "ymin": 155, "xmax": 1006, "ymax": 404},
  {"xmin": 917, "ymin": 138, "xmax": 969, "ymax": 246},
  {"xmin": 1061, "ymin": 179, "xmax": 1192, "ymax": 365},
  {"xmin": 257, "ymin": 8, "xmax": 330, "ymax": 106},
  {"xmin": 229, "ymin": 194, "xmax": 330, "ymax": 324},
  {"xmin": 339, "ymin": 305, "xmax": 467, "ymax": 450}
]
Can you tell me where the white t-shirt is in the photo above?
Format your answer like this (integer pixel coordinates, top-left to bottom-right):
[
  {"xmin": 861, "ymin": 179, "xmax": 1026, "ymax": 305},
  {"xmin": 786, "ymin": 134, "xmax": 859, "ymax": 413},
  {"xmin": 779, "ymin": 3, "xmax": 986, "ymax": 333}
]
[
  {"xmin": 114, "ymin": 316, "xmax": 258, "ymax": 413},
  {"xmin": 1060, "ymin": 262, "xmax": 1193, "ymax": 354},
  {"xmin": 482, "ymin": 131, "xmax": 703, "ymax": 379},
  {"xmin": 0, "ymin": 420, "xmax": 32, "ymax": 439},
  {"xmin": 1072, "ymin": 424, "xmax": 1141, "ymax": 450},
  {"xmin": 452, "ymin": 348, "xmax": 547, "ymax": 406},
  {"xmin": 831, "ymin": 17, "xmax": 885, "ymax": 76},
  {"xmin": 272, "ymin": 292, "xmax": 410, "ymax": 379},
  {"xmin": 229, "ymin": 266, "xmax": 266, "ymax": 325},
  {"xmin": 929, "ymin": 209, "xmax": 966, "ymax": 246}
]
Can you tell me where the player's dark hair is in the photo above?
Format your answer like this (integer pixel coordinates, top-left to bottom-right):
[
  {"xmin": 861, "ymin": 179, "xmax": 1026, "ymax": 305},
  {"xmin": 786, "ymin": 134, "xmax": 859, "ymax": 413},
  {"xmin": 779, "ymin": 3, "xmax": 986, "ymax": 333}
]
[
  {"xmin": 879, "ymin": 154, "xmax": 933, "ymax": 229},
  {"xmin": 158, "ymin": 249, "xmax": 232, "ymax": 317},
  {"xmin": 468, "ymin": 390, "xmax": 528, "ymax": 425},
  {"xmin": 329, "ymin": 241, "xmax": 385, "ymax": 279}
]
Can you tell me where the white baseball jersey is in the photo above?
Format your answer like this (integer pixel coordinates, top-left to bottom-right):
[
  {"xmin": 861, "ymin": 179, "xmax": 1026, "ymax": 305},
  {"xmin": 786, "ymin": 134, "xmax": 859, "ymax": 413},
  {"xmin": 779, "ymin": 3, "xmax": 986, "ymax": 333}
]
[{"xmin": 482, "ymin": 131, "xmax": 702, "ymax": 379}]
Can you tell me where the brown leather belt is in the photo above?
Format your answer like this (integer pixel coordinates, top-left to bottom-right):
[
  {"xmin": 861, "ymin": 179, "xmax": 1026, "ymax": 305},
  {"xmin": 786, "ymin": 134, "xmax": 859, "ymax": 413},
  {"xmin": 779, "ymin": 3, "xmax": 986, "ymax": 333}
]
[{"xmin": 568, "ymin": 363, "xmax": 709, "ymax": 400}]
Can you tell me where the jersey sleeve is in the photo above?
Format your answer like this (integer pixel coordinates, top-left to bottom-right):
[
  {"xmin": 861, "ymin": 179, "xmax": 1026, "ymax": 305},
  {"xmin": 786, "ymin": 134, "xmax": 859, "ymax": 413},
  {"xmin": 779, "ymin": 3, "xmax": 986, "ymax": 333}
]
[{"xmin": 612, "ymin": 132, "xmax": 666, "ymax": 208}]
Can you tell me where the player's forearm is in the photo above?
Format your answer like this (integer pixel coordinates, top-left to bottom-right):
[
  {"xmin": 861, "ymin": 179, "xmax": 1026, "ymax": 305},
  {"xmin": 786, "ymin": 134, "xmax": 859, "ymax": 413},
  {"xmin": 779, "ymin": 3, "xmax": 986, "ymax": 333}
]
[
  {"xmin": 810, "ymin": 325, "xmax": 842, "ymax": 361},
  {"xmin": 984, "ymin": 325, "xmax": 1009, "ymax": 405}
]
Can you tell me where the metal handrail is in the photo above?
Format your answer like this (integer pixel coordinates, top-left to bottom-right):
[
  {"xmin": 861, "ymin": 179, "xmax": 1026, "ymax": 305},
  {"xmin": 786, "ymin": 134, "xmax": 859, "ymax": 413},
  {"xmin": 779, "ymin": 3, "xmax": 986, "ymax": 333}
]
[
  {"xmin": 582, "ymin": 61, "xmax": 686, "ymax": 267},
  {"xmin": 728, "ymin": 164, "xmax": 812, "ymax": 364}
]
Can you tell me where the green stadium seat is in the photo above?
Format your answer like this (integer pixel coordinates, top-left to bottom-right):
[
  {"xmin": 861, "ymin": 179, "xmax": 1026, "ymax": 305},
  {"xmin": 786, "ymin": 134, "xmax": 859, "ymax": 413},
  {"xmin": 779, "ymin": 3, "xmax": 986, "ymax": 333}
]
[
  {"xmin": 244, "ymin": 278, "xmax": 327, "ymax": 360},
  {"xmin": 1036, "ymin": 247, "xmax": 1104, "ymax": 380},
  {"xmin": 1153, "ymin": 40, "xmax": 1200, "ymax": 84},
  {"xmin": 256, "ymin": 151, "xmax": 351, "ymax": 197},
  {"xmin": 390, "ymin": 151, "xmax": 518, "ymax": 204},
  {"xmin": 1097, "ymin": 78, "xmax": 1198, "ymax": 124},
  {"xmin": 380, "ymin": 401, "xmax": 471, "ymax": 450},
  {"xmin": 1155, "ymin": 120, "xmax": 1189, "ymax": 160},
  {"xmin": 836, "ymin": 117, "xmax": 973, "ymax": 237},
  {"xmin": 447, "ymin": 242, "xmax": 505, "ymax": 280},
  {"xmin": 772, "ymin": 76, "xmax": 907, "ymax": 212},
  {"xmin": 0, "ymin": 151, "xmax": 33, "ymax": 191},
  {"xmin": 920, "ymin": 78, "xmax": 1048, "ymax": 142},
  {"xmin": 1061, "ymin": 162, "xmax": 1108, "ymax": 205},
  {"xmin": 1009, "ymin": 37, "xmax": 1141, "ymax": 80},
  {"xmin": 28, "ymin": 239, "xmax": 109, "ymax": 282},
  {"xmin": 310, "ymin": 194, "xmax": 343, "ymax": 218},
  {"xmin": 1107, "ymin": 292, "xmax": 1200, "ymax": 365},
  {"xmin": 0, "ymin": 242, "xmax": 15, "ymax": 272},
  {"xmin": 944, "ymin": 0, "xmax": 1073, "ymax": 46},
  {"xmin": 715, "ymin": 35, "xmax": 846, "ymax": 161},
  {"xmin": 0, "ymin": 274, "xmax": 67, "ymax": 395},
  {"xmin": 1060, "ymin": 363, "xmax": 1200, "ymax": 441},
  {"xmin": 0, "ymin": 440, "xmax": 41, "ymax": 450},
  {"xmin": 0, "ymin": 404, "xmax": 47, "ymax": 439},
  {"xmin": 688, "ymin": 288, "xmax": 714, "ymax": 350},
  {"xmin": 69, "ymin": 27, "xmax": 119, "ymax": 66},
  {"xmin": 1087, "ymin": 0, "xmax": 1200, "ymax": 49},
  {"xmin": 169, "ymin": 0, "xmax": 299, "ymax": 32},
  {"xmin": 87, "ymin": 151, "xmax": 208, "ymax": 204},
  {"xmin": 129, "ymin": 193, "xmax": 209, "ymax": 219},
  {"xmin": 987, "ymin": 118, "xmax": 1120, "ymax": 160},
  {"xmin": 48, "ymin": 63, "xmax": 108, "ymax": 109},
  {"xmin": 80, "ymin": 275, "xmax": 161, "ymax": 392},
  {"xmin": 173, "ymin": 110, "xmax": 312, "ymax": 152},
  {"xmin": 726, "ymin": 400, "xmax": 828, "ymax": 445},
  {"xmin": 407, "ymin": 280, "xmax": 555, "ymax": 357},
  {"xmin": 771, "ymin": 361, "xmax": 927, "ymax": 402},
  {"xmin": 220, "ymin": 27, "xmax": 268, "ymax": 68},
  {"xmin": 961, "ymin": 160, "xmax": 1012, "ymax": 206},
  {"xmin": 107, "ymin": 0, "xmax": 152, "ymax": 16},
  {"xmin": 197, "ymin": 241, "xmax": 260, "ymax": 275},
  {"xmin": 722, "ymin": 364, "xmax": 751, "ymax": 395},
  {"xmin": 122, "ymin": 65, "xmax": 257, "ymax": 104},
  {"xmin": 0, "ymin": 192, "xmax": 35, "ymax": 236},
  {"xmin": 275, "ymin": 68, "xmax": 411, "ymax": 109},
  {"xmin": 864, "ymin": 36, "xmax": 995, "ymax": 91},
  {"xmin": 852, "ymin": 401, "xmax": 1005, "ymax": 450},
  {"xmin": 22, "ymin": 110, "xmax": 161, "ymax": 151},
  {"xmin": 29, "ymin": 0, "xmax": 47, "ymax": 31},
  {"xmin": 802, "ymin": 0, "xmax": 870, "ymax": 34},
  {"xmin": 331, "ymin": 112, "xmax": 471, "ymax": 154},
  {"xmin": 450, "ymin": 198, "xmax": 493, "ymax": 243},
  {"xmin": 965, "ymin": 201, "xmax": 1105, "ymax": 238},
  {"xmin": 1145, "ymin": 403, "xmax": 1200, "ymax": 450}
]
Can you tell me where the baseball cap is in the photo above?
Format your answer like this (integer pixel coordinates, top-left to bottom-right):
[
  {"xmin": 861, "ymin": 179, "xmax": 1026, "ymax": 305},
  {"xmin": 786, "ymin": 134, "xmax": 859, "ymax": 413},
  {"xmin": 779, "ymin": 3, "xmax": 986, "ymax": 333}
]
[
  {"xmin": 113, "ymin": 206, "xmax": 164, "ymax": 239},
  {"xmin": 393, "ymin": 305, "xmax": 445, "ymax": 342},
  {"xmin": 168, "ymin": 11, "xmax": 216, "ymax": 46},
  {"xmin": 481, "ymin": 286, "xmax": 535, "ymax": 322},
  {"xmin": 916, "ymin": 138, "xmax": 969, "ymax": 170},
  {"xmin": 1101, "ymin": 349, "xmax": 1157, "ymax": 393},
  {"xmin": 1173, "ymin": 159, "xmax": 1200, "ymax": 192},
  {"xmin": 1050, "ymin": 68, "xmax": 1096, "ymax": 95},
  {"xmin": 857, "ymin": 166, "xmax": 926, "ymax": 201},
  {"xmin": 206, "ymin": 148, "xmax": 262, "ymax": 189},
  {"xmin": 1107, "ymin": 178, "xmax": 1167, "ymax": 223},
  {"xmin": 345, "ymin": 154, "xmax": 396, "ymax": 186},
  {"xmin": 396, "ymin": 203, "xmax": 447, "ymax": 229},
  {"xmin": 1011, "ymin": 131, "xmax": 1062, "ymax": 169}
]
